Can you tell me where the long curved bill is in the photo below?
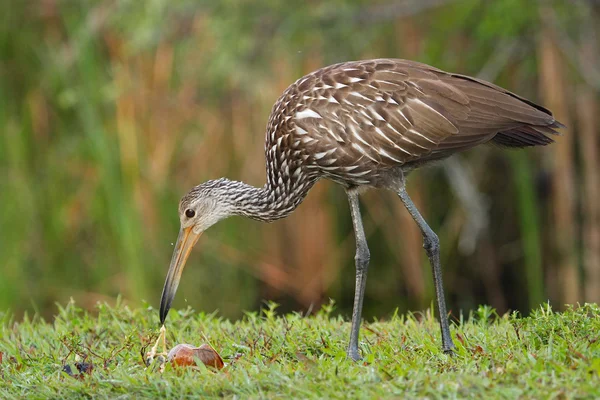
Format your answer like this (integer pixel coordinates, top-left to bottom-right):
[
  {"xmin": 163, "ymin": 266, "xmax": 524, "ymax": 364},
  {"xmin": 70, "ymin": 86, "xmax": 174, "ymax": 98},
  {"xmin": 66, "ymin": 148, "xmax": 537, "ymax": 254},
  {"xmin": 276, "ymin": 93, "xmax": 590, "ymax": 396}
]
[{"xmin": 159, "ymin": 226, "xmax": 201, "ymax": 324}]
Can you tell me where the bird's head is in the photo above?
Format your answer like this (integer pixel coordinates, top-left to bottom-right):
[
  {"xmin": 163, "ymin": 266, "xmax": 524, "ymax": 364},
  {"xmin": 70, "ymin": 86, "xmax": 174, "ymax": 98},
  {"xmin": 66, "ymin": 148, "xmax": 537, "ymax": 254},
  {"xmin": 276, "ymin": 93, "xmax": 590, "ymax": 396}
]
[{"xmin": 159, "ymin": 178, "xmax": 236, "ymax": 324}]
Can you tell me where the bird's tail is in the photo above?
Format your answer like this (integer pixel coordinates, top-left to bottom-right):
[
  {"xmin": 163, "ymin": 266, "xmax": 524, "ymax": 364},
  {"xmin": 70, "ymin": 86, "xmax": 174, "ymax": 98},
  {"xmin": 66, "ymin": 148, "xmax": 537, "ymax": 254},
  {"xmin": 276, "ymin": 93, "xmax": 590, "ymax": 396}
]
[{"xmin": 492, "ymin": 120, "xmax": 565, "ymax": 148}]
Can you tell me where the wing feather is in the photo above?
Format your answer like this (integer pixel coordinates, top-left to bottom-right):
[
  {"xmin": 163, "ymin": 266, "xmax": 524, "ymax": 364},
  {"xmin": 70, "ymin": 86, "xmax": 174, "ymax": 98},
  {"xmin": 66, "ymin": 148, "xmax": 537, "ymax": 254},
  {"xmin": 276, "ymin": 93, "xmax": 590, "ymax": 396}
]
[{"xmin": 275, "ymin": 58, "xmax": 562, "ymax": 179}]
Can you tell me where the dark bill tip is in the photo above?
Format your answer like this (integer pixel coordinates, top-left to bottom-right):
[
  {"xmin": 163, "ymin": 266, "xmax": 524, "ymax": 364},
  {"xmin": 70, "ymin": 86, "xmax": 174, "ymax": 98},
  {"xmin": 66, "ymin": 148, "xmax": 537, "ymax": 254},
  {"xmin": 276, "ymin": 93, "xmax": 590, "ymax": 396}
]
[{"xmin": 159, "ymin": 286, "xmax": 173, "ymax": 325}]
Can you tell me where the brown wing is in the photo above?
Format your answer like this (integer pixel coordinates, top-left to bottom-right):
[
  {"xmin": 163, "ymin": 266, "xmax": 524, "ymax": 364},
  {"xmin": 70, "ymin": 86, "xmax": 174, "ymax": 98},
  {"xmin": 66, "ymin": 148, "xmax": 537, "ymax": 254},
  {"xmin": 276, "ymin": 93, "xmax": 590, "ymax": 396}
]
[{"xmin": 284, "ymin": 59, "xmax": 560, "ymax": 181}]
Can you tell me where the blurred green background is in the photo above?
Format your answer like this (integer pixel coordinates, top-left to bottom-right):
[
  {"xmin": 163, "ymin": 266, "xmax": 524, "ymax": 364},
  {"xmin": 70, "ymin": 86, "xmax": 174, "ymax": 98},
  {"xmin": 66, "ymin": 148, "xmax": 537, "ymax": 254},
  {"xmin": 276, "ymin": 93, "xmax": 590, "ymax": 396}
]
[{"xmin": 1, "ymin": 0, "xmax": 599, "ymax": 321}]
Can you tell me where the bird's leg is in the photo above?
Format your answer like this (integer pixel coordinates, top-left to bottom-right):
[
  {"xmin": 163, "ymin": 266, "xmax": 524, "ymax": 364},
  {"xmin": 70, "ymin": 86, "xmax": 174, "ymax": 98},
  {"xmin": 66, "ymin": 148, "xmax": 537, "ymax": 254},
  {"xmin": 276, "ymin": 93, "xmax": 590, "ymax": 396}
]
[
  {"xmin": 346, "ymin": 190, "xmax": 371, "ymax": 361},
  {"xmin": 397, "ymin": 187, "xmax": 456, "ymax": 354},
  {"xmin": 145, "ymin": 325, "xmax": 168, "ymax": 371}
]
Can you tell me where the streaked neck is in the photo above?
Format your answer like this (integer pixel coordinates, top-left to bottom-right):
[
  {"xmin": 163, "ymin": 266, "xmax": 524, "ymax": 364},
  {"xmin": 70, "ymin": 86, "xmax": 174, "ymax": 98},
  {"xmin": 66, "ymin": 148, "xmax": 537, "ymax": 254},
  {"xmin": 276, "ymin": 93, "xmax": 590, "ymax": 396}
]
[{"xmin": 229, "ymin": 176, "xmax": 317, "ymax": 222}]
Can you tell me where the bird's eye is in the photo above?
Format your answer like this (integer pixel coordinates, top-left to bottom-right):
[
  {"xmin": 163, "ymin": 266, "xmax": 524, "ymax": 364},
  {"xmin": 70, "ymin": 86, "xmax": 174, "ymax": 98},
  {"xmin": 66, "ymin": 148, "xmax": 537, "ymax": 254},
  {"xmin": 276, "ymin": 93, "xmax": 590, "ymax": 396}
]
[{"xmin": 185, "ymin": 209, "xmax": 195, "ymax": 218}]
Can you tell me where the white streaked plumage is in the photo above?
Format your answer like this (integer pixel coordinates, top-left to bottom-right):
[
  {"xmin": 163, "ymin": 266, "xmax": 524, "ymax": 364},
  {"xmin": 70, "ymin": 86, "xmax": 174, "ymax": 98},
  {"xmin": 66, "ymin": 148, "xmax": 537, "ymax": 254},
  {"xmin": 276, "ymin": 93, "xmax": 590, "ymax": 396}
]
[{"xmin": 295, "ymin": 109, "xmax": 322, "ymax": 120}]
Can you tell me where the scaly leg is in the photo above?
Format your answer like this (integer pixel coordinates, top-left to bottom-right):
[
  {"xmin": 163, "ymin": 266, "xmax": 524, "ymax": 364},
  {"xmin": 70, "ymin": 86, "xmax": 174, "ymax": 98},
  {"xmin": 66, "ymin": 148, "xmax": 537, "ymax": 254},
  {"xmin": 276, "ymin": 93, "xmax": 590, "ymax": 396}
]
[
  {"xmin": 346, "ymin": 190, "xmax": 371, "ymax": 361},
  {"xmin": 397, "ymin": 186, "xmax": 456, "ymax": 353}
]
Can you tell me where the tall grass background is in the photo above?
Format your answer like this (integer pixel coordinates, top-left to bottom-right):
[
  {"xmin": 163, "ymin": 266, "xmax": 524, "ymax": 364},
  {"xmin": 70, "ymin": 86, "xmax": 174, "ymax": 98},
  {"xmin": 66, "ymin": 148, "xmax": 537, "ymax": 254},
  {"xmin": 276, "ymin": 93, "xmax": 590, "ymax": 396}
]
[{"xmin": 1, "ymin": 0, "xmax": 598, "ymax": 320}]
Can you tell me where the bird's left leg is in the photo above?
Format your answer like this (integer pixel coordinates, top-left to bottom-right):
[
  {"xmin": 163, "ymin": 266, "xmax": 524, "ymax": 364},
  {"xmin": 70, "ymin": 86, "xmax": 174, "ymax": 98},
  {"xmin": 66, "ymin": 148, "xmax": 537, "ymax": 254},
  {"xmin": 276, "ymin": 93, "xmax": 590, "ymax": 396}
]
[
  {"xmin": 397, "ymin": 186, "xmax": 456, "ymax": 354},
  {"xmin": 346, "ymin": 189, "xmax": 371, "ymax": 361},
  {"xmin": 145, "ymin": 325, "xmax": 168, "ymax": 371}
]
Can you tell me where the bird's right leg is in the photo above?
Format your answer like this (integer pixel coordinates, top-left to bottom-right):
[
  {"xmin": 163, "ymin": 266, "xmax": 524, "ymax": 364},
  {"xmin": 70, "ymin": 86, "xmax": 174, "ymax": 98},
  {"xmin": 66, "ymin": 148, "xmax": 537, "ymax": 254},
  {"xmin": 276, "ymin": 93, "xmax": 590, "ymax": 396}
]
[{"xmin": 346, "ymin": 190, "xmax": 371, "ymax": 361}]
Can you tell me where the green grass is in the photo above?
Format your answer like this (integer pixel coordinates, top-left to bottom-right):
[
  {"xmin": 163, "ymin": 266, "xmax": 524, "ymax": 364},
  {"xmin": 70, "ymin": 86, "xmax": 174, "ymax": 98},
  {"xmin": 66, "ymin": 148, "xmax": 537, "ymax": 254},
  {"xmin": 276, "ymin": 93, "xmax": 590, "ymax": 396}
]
[{"xmin": 1, "ymin": 301, "xmax": 599, "ymax": 399}]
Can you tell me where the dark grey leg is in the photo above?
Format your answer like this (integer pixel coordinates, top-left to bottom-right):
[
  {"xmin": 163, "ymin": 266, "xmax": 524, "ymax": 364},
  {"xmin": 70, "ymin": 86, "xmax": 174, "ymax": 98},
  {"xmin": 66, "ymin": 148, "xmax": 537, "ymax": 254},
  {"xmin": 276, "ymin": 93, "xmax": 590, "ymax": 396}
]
[
  {"xmin": 346, "ymin": 190, "xmax": 370, "ymax": 361},
  {"xmin": 397, "ymin": 186, "xmax": 456, "ymax": 353}
]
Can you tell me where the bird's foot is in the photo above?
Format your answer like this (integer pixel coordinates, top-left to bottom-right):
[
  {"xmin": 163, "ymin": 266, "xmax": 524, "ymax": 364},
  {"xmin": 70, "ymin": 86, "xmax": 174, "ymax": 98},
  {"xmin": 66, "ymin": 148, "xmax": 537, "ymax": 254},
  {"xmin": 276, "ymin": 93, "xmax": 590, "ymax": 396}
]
[
  {"xmin": 347, "ymin": 347, "xmax": 362, "ymax": 362},
  {"xmin": 442, "ymin": 342, "xmax": 456, "ymax": 356},
  {"xmin": 145, "ymin": 325, "xmax": 168, "ymax": 372},
  {"xmin": 443, "ymin": 348, "xmax": 455, "ymax": 356}
]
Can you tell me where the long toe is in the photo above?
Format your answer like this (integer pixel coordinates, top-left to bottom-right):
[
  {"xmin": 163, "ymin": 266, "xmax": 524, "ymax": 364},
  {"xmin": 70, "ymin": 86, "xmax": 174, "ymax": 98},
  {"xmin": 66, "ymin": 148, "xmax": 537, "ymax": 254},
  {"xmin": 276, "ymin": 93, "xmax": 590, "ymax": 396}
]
[
  {"xmin": 443, "ymin": 345, "xmax": 456, "ymax": 356},
  {"xmin": 347, "ymin": 349, "xmax": 363, "ymax": 362}
]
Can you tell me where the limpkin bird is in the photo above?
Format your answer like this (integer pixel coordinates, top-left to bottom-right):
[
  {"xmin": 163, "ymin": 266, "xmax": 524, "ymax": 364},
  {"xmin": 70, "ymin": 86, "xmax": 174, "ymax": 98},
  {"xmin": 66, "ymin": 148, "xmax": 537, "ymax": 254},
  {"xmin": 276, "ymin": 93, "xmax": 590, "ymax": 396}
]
[{"xmin": 150, "ymin": 58, "xmax": 563, "ymax": 363}]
